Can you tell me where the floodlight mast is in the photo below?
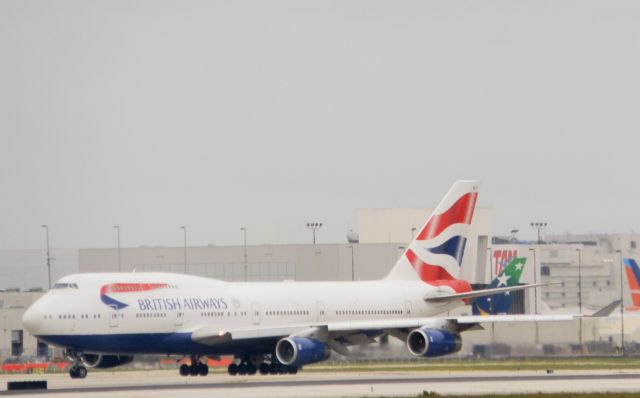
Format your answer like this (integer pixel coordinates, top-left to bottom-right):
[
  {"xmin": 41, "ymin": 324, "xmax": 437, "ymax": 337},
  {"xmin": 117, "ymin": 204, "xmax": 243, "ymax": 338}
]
[
  {"xmin": 306, "ymin": 222, "xmax": 323, "ymax": 244},
  {"xmin": 530, "ymin": 222, "xmax": 548, "ymax": 244}
]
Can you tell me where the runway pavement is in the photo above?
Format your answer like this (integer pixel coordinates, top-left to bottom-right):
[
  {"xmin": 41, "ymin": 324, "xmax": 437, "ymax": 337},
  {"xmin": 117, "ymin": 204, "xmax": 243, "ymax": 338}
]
[{"xmin": 2, "ymin": 369, "xmax": 640, "ymax": 397}]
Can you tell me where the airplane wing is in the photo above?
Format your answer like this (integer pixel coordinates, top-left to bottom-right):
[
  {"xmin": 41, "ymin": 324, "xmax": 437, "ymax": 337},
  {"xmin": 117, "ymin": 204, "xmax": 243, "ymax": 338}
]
[
  {"xmin": 189, "ymin": 314, "xmax": 573, "ymax": 347},
  {"xmin": 451, "ymin": 314, "xmax": 574, "ymax": 324},
  {"xmin": 190, "ymin": 301, "xmax": 620, "ymax": 352}
]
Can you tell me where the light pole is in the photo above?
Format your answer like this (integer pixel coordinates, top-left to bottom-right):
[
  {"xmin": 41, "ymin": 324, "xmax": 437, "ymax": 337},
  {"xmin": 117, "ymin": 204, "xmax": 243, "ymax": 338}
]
[
  {"xmin": 530, "ymin": 222, "xmax": 548, "ymax": 244},
  {"xmin": 510, "ymin": 229, "xmax": 519, "ymax": 243},
  {"xmin": 181, "ymin": 226, "xmax": 187, "ymax": 274},
  {"xmin": 529, "ymin": 247, "xmax": 539, "ymax": 345},
  {"xmin": 114, "ymin": 225, "xmax": 121, "ymax": 272},
  {"xmin": 487, "ymin": 246, "xmax": 495, "ymax": 343},
  {"xmin": 528, "ymin": 247, "xmax": 539, "ymax": 314},
  {"xmin": 576, "ymin": 248, "xmax": 583, "ymax": 353},
  {"xmin": 306, "ymin": 222, "xmax": 322, "ymax": 244},
  {"xmin": 41, "ymin": 225, "xmax": 51, "ymax": 289},
  {"xmin": 241, "ymin": 227, "xmax": 247, "ymax": 282},
  {"xmin": 616, "ymin": 249, "xmax": 625, "ymax": 356},
  {"xmin": 349, "ymin": 245, "xmax": 355, "ymax": 281}
]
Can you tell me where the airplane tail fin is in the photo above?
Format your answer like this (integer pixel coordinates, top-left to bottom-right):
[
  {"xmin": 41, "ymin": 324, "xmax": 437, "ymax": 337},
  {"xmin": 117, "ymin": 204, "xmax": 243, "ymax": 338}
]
[
  {"xmin": 472, "ymin": 257, "xmax": 526, "ymax": 315},
  {"xmin": 623, "ymin": 258, "xmax": 640, "ymax": 307},
  {"xmin": 385, "ymin": 180, "xmax": 479, "ymax": 292}
]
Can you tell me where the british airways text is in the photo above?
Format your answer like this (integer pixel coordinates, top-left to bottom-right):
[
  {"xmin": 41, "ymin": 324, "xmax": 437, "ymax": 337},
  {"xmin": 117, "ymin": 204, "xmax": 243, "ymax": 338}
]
[{"xmin": 137, "ymin": 297, "xmax": 228, "ymax": 311}]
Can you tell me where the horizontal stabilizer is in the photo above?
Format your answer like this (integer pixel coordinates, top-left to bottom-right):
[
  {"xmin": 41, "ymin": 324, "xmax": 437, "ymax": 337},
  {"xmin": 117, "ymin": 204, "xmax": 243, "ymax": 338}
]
[
  {"xmin": 589, "ymin": 300, "xmax": 622, "ymax": 317},
  {"xmin": 424, "ymin": 283, "xmax": 551, "ymax": 303}
]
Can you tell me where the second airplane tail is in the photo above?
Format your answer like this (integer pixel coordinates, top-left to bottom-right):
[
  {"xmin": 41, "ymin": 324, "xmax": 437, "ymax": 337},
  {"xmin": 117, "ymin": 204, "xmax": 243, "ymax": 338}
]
[
  {"xmin": 472, "ymin": 257, "xmax": 526, "ymax": 315},
  {"xmin": 623, "ymin": 258, "xmax": 640, "ymax": 308}
]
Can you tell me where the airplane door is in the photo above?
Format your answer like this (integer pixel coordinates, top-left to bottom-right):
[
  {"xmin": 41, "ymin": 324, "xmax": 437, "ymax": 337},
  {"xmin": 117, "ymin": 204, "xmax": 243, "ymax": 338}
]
[
  {"xmin": 251, "ymin": 302, "xmax": 261, "ymax": 325},
  {"xmin": 316, "ymin": 301, "xmax": 326, "ymax": 323},
  {"xmin": 404, "ymin": 301, "xmax": 413, "ymax": 317},
  {"xmin": 174, "ymin": 311, "xmax": 184, "ymax": 327},
  {"xmin": 108, "ymin": 311, "xmax": 119, "ymax": 328}
]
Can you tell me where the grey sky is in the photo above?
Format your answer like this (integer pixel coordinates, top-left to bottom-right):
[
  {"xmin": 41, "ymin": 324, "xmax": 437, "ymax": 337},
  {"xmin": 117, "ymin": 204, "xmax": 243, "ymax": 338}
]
[{"xmin": 1, "ymin": 1, "xmax": 639, "ymax": 250}]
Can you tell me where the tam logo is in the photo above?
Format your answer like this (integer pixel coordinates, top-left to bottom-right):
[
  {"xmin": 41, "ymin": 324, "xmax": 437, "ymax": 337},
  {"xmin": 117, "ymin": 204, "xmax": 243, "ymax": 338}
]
[
  {"xmin": 492, "ymin": 250, "xmax": 518, "ymax": 275},
  {"xmin": 100, "ymin": 283, "xmax": 168, "ymax": 310}
]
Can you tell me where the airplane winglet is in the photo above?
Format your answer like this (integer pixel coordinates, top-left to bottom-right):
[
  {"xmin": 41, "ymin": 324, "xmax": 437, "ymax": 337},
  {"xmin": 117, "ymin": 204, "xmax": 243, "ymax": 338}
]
[{"xmin": 588, "ymin": 300, "xmax": 622, "ymax": 317}]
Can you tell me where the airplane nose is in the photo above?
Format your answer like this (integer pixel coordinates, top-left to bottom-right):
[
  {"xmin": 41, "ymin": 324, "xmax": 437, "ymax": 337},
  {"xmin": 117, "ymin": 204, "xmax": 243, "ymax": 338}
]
[{"xmin": 22, "ymin": 305, "xmax": 42, "ymax": 334}]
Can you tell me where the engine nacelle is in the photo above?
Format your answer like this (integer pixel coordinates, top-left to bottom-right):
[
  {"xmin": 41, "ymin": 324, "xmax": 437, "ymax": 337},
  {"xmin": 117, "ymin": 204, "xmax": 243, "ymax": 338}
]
[
  {"xmin": 275, "ymin": 337, "xmax": 331, "ymax": 367},
  {"xmin": 406, "ymin": 328, "xmax": 462, "ymax": 357},
  {"xmin": 82, "ymin": 354, "xmax": 134, "ymax": 369}
]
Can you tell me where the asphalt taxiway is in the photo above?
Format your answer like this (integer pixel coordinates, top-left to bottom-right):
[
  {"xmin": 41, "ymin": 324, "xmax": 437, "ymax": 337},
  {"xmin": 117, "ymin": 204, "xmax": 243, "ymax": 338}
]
[{"xmin": 2, "ymin": 369, "xmax": 640, "ymax": 397}]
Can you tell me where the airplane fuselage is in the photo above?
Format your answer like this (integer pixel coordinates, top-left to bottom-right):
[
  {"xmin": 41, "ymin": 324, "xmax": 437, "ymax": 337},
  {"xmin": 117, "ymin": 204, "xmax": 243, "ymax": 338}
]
[{"xmin": 23, "ymin": 272, "xmax": 459, "ymax": 356}]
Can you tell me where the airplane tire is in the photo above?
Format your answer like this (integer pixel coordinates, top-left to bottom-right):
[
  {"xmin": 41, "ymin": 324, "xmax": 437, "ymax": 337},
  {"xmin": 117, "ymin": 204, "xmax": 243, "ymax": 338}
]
[
  {"xmin": 247, "ymin": 363, "xmax": 257, "ymax": 375},
  {"xmin": 288, "ymin": 366, "xmax": 298, "ymax": 375},
  {"xmin": 228, "ymin": 363, "xmax": 238, "ymax": 376},
  {"xmin": 259, "ymin": 363, "xmax": 269, "ymax": 375},
  {"xmin": 69, "ymin": 367, "xmax": 78, "ymax": 379},
  {"xmin": 75, "ymin": 366, "xmax": 88, "ymax": 379},
  {"xmin": 179, "ymin": 364, "xmax": 190, "ymax": 376},
  {"xmin": 198, "ymin": 363, "xmax": 209, "ymax": 376},
  {"xmin": 238, "ymin": 363, "xmax": 247, "ymax": 375}
]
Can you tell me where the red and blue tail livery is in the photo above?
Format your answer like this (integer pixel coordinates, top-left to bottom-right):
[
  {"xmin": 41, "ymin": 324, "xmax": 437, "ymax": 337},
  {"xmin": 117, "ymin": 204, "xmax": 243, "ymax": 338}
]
[
  {"xmin": 387, "ymin": 180, "xmax": 479, "ymax": 292},
  {"xmin": 100, "ymin": 283, "xmax": 168, "ymax": 310}
]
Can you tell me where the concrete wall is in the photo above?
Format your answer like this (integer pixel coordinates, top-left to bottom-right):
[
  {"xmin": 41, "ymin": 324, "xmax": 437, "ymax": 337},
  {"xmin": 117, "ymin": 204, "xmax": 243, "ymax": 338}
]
[
  {"xmin": 0, "ymin": 291, "xmax": 44, "ymax": 359},
  {"xmin": 78, "ymin": 243, "xmax": 404, "ymax": 282},
  {"xmin": 0, "ymin": 249, "xmax": 78, "ymax": 291},
  {"xmin": 492, "ymin": 243, "xmax": 622, "ymax": 312}
]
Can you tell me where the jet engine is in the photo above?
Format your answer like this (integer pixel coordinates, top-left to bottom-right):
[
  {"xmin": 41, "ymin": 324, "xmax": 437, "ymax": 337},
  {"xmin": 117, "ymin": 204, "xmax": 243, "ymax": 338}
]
[
  {"xmin": 275, "ymin": 337, "xmax": 331, "ymax": 367},
  {"xmin": 82, "ymin": 354, "xmax": 134, "ymax": 369},
  {"xmin": 406, "ymin": 328, "xmax": 462, "ymax": 357}
]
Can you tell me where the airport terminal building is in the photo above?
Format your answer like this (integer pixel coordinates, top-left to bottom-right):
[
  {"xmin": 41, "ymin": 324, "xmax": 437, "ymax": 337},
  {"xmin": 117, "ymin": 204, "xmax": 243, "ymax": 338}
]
[{"xmin": 1, "ymin": 207, "xmax": 639, "ymax": 360}]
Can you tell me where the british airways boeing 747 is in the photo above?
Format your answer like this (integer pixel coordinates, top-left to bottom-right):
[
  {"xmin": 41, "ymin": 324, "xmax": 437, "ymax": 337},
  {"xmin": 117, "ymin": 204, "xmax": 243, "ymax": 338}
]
[{"xmin": 22, "ymin": 181, "xmax": 580, "ymax": 379}]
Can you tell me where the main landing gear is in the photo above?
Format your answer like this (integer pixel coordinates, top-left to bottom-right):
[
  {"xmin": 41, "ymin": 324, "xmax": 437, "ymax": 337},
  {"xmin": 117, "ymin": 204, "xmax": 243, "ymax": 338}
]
[
  {"xmin": 65, "ymin": 349, "xmax": 88, "ymax": 379},
  {"xmin": 177, "ymin": 354, "xmax": 298, "ymax": 377},
  {"xmin": 179, "ymin": 355, "xmax": 209, "ymax": 376},
  {"xmin": 227, "ymin": 356, "xmax": 298, "ymax": 376},
  {"xmin": 227, "ymin": 359, "xmax": 257, "ymax": 376}
]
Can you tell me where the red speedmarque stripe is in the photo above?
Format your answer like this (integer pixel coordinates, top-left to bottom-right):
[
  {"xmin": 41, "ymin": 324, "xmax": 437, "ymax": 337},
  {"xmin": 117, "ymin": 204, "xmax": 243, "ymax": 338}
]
[
  {"xmin": 99, "ymin": 283, "xmax": 167, "ymax": 295},
  {"xmin": 416, "ymin": 192, "xmax": 478, "ymax": 241},
  {"xmin": 405, "ymin": 250, "xmax": 471, "ymax": 294},
  {"xmin": 406, "ymin": 249, "xmax": 454, "ymax": 281}
]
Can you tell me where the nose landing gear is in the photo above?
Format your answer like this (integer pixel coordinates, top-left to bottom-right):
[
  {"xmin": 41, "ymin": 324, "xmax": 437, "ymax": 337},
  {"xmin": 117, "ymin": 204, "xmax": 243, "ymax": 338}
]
[
  {"xmin": 69, "ymin": 365, "xmax": 88, "ymax": 379},
  {"xmin": 65, "ymin": 350, "xmax": 88, "ymax": 379}
]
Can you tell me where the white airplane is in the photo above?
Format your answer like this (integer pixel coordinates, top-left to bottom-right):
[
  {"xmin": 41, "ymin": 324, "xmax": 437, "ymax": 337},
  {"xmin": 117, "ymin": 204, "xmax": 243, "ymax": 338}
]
[{"xmin": 22, "ymin": 181, "xmax": 574, "ymax": 379}]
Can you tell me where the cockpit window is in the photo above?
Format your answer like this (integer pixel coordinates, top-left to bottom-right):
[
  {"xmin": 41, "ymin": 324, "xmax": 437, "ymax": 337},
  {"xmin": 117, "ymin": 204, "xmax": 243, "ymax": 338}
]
[{"xmin": 52, "ymin": 282, "xmax": 79, "ymax": 289}]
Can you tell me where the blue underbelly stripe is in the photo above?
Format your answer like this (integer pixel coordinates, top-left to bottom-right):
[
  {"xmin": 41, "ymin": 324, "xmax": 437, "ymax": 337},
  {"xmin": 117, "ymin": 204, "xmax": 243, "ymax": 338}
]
[{"xmin": 36, "ymin": 333, "xmax": 277, "ymax": 355}]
